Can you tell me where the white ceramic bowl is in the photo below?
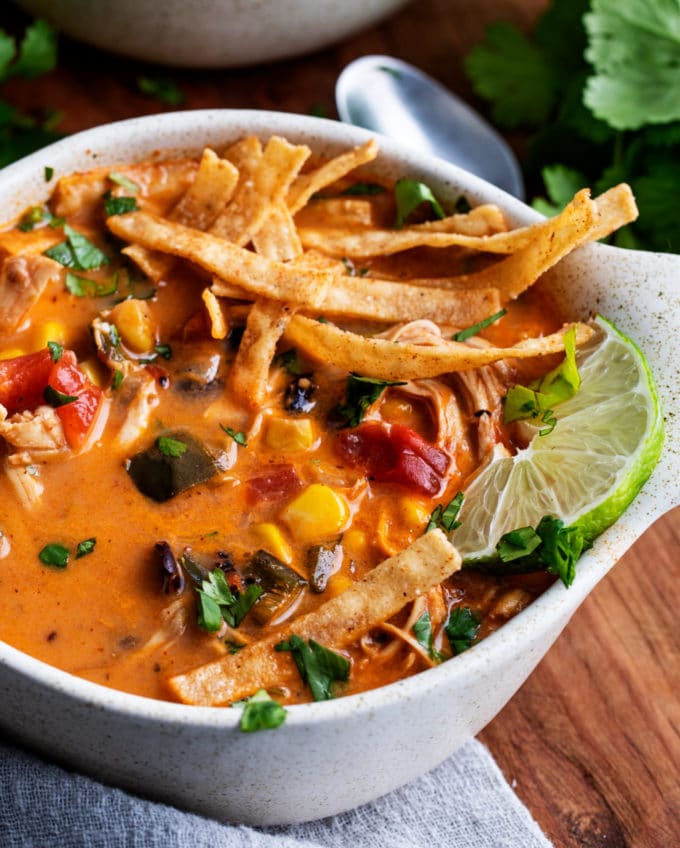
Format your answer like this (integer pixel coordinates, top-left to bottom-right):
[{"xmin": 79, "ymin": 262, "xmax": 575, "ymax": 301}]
[
  {"xmin": 0, "ymin": 110, "xmax": 678, "ymax": 826},
  {"xmin": 16, "ymin": 0, "xmax": 410, "ymax": 67}
]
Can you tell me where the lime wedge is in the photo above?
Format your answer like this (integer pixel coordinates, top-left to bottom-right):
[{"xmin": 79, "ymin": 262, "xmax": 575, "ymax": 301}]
[{"xmin": 453, "ymin": 315, "xmax": 664, "ymax": 562}]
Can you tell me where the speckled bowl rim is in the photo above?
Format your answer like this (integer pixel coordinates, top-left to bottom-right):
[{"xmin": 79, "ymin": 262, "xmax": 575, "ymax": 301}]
[{"xmin": 0, "ymin": 109, "xmax": 678, "ymax": 735}]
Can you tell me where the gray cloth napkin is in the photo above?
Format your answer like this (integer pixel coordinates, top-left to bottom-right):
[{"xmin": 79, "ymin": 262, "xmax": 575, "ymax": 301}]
[{"xmin": 0, "ymin": 736, "xmax": 552, "ymax": 848}]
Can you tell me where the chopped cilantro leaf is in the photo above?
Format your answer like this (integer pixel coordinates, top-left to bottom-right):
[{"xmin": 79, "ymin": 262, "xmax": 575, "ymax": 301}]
[
  {"xmin": 44, "ymin": 165, "xmax": 54, "ymax": 181},
  {"xmin": 394, "ymin": 178, "xmax": 446, "ymax": 228},
  {"xmin": 337, "ymin": 373, "xmax": 407, "ymax": 428},
  {"xmin": 47, "ymin": 341, "xmax": 62, "ymax": 362},
  {"xmin": 75, "ymin": 537, "xmax": 96, "ymax": 559},
  {"xmin": 104, "ymin": 194, "xmax": 139, "ymax": 216},
  {"xmin": 196, "ymin": 568, "xmax": 262, "ymax": 632},
  {"xmin": 413, "ymin": 611, "xmax": 444, "ymax": 662},
  {"xmin": 492, "ymin": 515, "xmax": 585, "ymax": 587},
  {"xmin": 156, "ymin": 436, "xmax": 188, "ymax": 458},
  {"xmin": 220, "ymin": 425, "xmax": 247, "ymax": 446},
  {"xmin": 426, "ymin": 492, "xmax": 464, "ymax": 533},
  {"xmin": 65, "ymin": 271, "xmax": 118, "ymax": 298},
  {"xmin": 275, "ymin": 634, "xmax": 350, "ymax": 701},
  {"xmin": 452, "ymin": 309, "xmax": 507, "ymax": 342},
  {"xmin": 445, "ymin": 606, "xmax": 481, "ymax": 655},
  {"xmin": 45, "ymin": 225, "xmax": 109, "ymax": 271},
  {"xmin": 111, "ymin": 370, "xmax": 124, "ymax": 390},
  {"xmin": 237, "ymin": 690, "xmax": 287, "ymax": 732},
  {"xmin": 38, "ymin": 543, "xmax": 69, "ymax": 569},
  {"xmin": 497, "ymin": 525, "xmax": 542, "ymax": 561},
  {"xmin": 42, "ymin": 385, "xmax": 77, "ymax": 408}
]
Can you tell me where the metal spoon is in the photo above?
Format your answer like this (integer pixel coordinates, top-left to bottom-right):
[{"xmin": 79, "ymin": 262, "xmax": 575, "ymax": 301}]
[{"xmin": 335, "ymin": 54, "xmax": 525, "ymax": 200}]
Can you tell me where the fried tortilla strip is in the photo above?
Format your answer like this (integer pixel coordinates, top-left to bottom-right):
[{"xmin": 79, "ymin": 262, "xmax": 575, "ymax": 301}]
[
  {"xmin": 221, "ymin": 135, "xmax": 263, "ymax": 172},
  {"xmin": 201, "ymin": 288, "xmax": 228, "ymax": 340},
  {"xmin": 168, "ymin": 529, "xmax": 460, "ymax": 706},
  {"xmin": 107, "ymin": 211, "xmax": 329, "ymax": 308},
  {"xmin": 211, "ymin": 136, "xmax": 310, "ymax": 245},
  {"xmin": 411, "ymin": 204, "xmax": 507, "ymax": 235},
  {"xmin": 171, "ymin": 148, "xmax": 239, "ymax": 230},
  {"xmin": 0, "ymin": 255, "xmax": 61, "ymax": 332},
  {"xmin": 252, "ymin": 203, "xmax": 303, "ymax": 262},
  {"xmin": 298, "ymin": 206, "xmax": 518, "ymax": 258},
  {"xmin": 287, "ymin": 139, "xmax": 380, "ymax": 215},
  {"xmin": 318, "ymin": 277, "xmax": 501, "ymax": 324},
  {"xmin": 121, "ymin": 244, "xmax": 173, "ymax": 283},
  {"xmin": 211, "ymin": 272, "xmax": 501, "ymax": 325},
  {"xmin": 52, "ymin": 159, "xmax": 198, "ymax": 219},
  {"xmin": 235, "ymin": 189, "xmax": 304, "ymax": 405},
  {"xmin": 294, "ymin": 197, "xmax": 377, "ymax": 229},
  {"xmin": 230, "ymin": 300, "xmax": 294, "ymax": 408},
  {"xmin": 587, "ymin": 183, "xmax": 639, "ymax": 242},
  {"xmin": 284, "ymin": 315, "xmax": 594, "ymax": 381},
  {"xmin": 445, "ymin": 189, "xmax": 599, "ymax": 300}
]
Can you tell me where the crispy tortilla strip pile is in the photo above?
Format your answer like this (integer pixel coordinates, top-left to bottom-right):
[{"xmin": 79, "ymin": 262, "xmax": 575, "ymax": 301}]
[
  {"xmin": 105, "ymin": 136, "xmax": 638, "ymax": 401},
  {"xmin": 169, "ymin": 529, "xmax": 460, "ymax": 706}
]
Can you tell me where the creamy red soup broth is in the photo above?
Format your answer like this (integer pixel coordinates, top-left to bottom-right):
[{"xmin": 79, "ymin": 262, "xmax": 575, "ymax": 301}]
[{"xmin": 0, "ymin": 136, "xmax": 618, "ymax": 707}]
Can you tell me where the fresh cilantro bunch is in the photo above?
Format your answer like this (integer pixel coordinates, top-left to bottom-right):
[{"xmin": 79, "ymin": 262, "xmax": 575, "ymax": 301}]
[
  {"xmin": 0, "ymin": 19, "xmax": 60, "ymax": 167},
  {"xmin": 465, "ymin": 0, "xmax": 680, "ymax": 254}
]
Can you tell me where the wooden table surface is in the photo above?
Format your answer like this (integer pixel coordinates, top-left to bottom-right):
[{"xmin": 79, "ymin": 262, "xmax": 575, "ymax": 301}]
[{"xmin": 1, "ymin": 1, "xmax": 678, "ymax": 845}]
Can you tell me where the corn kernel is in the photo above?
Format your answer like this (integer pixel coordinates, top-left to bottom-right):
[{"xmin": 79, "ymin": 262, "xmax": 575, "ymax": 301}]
[
  {"xmin": 33, "ymin": 320, "xmax": 67, "ymax": 351},
  {"xmin": 78, "ymin": 358, "xmax": 107, "ymax": 388},
  {"xmin": 0, "ymin": 348, "xmax": 25, "ymax": 360},
  {"xmin": 326, "ymin": 573, "xmax": 353, "ymax": 598},
  {"xmin": 399, "ymin": 496, "xmax": 431, "ymax": 529},
  {"xmin": 250, "ymin": 522, "xmax": 293, "ymax": 565},
  {"xmin": 265, "ymin": 417, "xmax": 315, "ymax": 452},
  {"xmin": 110, "ymin": 299, "xmax": 155, "ymax": 353},
  {"xmin": 342, "ymin": 528, "xmax": 368, "ymax": 558},
  {"xmin": 281, "ymin": 483, "xmax": 350, "ymax": 545}
]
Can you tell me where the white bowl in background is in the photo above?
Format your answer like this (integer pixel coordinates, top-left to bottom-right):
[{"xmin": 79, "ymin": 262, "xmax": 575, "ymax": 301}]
[
  {"xmin": 0, "ymin": 110, "xmax": 678, "ymax": 825},
  {"xmin": 15, "ymin": 0, "xmax": 411, "ymax": 67}
]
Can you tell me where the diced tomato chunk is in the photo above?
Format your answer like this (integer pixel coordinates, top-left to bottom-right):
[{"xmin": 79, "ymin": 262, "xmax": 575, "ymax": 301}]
[
  {"xmin": 47, "ymin": 351, "xmax": 104, "ymax": 449},
  {"xmin": 337, "ymin": 421, "xmax": 449, "ymax": 496},
  {"xmin": 0, "ymin": 349, "xmax": 53, "ymax": 413},
  {"xmin": 246, "ymin": 466, "xmax": 302, "ymax": 504}
]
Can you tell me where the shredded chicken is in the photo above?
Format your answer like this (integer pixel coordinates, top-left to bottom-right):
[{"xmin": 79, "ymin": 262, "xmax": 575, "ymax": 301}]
[
  {"xmin": 0, "ymin": 254, "xmax": 61, "ymax": 332},
  {"xmin": 0, "ymin": 404, "xmax": 68, "ymax": 457},
  {"xmin": 115, "ymin": 374, "xmax": 160, "ymax": 449}
]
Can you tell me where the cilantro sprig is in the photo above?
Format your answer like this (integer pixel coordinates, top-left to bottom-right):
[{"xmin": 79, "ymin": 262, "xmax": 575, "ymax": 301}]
[
  {"xmin": 445, "ymin": 606, "xmax": 481, "ymax": 655},
  {"xmin": 275, "ymin": 634, "xmax": 350, "ymax": 701},
  {"xmin": 496, "ymin": 515, "xmax": 585, "ymax": 587},
  {"xmin": 196, "ymin": 568, "xmax": 263, "ymax": 632},
  {"xmin": 465, "ymin": 0, "xmax": 680, "ymax": 253}
]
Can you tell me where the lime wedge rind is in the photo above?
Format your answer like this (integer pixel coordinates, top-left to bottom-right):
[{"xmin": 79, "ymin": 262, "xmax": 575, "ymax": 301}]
[{"xmin": 453, "ymin": 315, "xmax": 664, "ymax": 563}]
